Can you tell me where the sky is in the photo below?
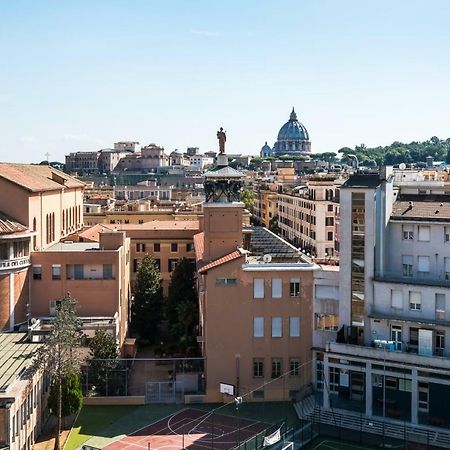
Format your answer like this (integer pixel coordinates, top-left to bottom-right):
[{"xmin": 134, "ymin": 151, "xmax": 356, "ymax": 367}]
[{"xmin": 1, "ymin": 0, "xmax": 450, "ymax": 163}]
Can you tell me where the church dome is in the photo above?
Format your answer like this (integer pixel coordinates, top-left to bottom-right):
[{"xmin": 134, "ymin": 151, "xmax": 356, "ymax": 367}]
[
  {"xmin": 273, "ymin": 107, "xmax": 311, "ymax": 154},
  {"xmin": 260, "ymin": 141, "xmax": 272, "ymax": 158},
  {"xmin": 277, "ymin": 108, "xmax": 309, "ymax": 141}
]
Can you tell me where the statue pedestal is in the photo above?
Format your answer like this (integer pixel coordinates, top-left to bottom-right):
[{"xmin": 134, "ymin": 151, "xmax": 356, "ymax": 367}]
[{"xmin": 216, "ymin": 154, "xmax": 228, "ymax": 167}]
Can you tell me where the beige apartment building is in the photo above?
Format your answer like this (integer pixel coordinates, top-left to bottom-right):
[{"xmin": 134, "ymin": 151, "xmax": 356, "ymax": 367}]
[
  {"xmin": 253, "ymin": 185, "xmax": 278, "ymax": 228},
  {"xmin": 78, "ymin": 220, "xmax": 198, "ymax": 295},
  {"xmin": 31, "ymin": 230, "xmax": 130, "ymax": 346},
  {"xmin": 278, "ymin": 178, "xmax": 342, "ymax": 259},
  {"xmin": 195, "ymin": 157, "xmax": 317, "ymax": 402}
]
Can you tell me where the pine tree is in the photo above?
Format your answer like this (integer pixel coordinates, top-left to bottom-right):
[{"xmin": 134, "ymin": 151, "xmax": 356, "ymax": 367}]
[
  {"xmin": 131, "ymin": 255, "xmax": 163, "ymax": 343},
  {"xmin": 166, "ymin": 258, "xmax": 198, "ymax": 349},
  {"xmin": 32, "ymin": 293, "xmax": 83, "ymax": 450}
]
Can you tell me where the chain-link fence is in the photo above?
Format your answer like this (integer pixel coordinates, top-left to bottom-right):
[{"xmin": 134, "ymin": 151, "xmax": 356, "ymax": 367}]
[{"xmin": 81, "ymin": 357, "xmax": 205, "ymax": 398}]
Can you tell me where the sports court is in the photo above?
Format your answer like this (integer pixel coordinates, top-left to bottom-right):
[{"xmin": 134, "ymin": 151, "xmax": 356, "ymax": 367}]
[{"xmin": 103, "ymin": 407, "xmax": 270, "ymax": 450}]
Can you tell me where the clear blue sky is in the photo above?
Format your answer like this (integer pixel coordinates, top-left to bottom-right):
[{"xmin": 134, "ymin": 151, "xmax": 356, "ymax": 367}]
[{"xmin": 1, "ymin": 0, "xmax": 450, "ymax": 163}]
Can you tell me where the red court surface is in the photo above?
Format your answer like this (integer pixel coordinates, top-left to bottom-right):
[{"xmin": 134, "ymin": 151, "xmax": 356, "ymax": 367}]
[{"xmin": 103, "ymin": 408, "xmax": 270, "ymax": 450}]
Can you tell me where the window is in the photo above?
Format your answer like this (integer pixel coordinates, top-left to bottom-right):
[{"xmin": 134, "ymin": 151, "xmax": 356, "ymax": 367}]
[
  {"xmin": 385, "ymin": 377, "xmax": 397, "ymax": 390},
  {"xmin": 168, "ymin": 258, "xmax": 178, "ymax": 272},
  {"xmin": 253, "ymin": 278, "xmax": 265, "ymax": 299},
  {"xmin": 445, "ymin": 258, "xmax": 450, "ymax": 280},
  {"xmin": 435, "ymin": 330, "xmax": 445, "ymax": 356},
  {"xmin": 402, "ymin": 225, "xmax": 414, "ymax": 240},
  {"xmin": 171, "ymin": 243, "xmax": 178, "ymax": 252},
  {"xmin": 154, "ymin": 243, "xmax": 161, "ymax": 252},
  {"xmin": 327, "ymin": 231, "xmax": 333, "ymax": 241},
  {"xmin": 136, "ymin": 243, "xmax": 146, "ymax": 252},
  {"xmin": 290, "ymin": 278, "xmax": 300, "ymax": 297},
  {"xmin": 409, "ymin": 291, "xmax": 421, "ymax": 310},
  {"xmin": 138, "ymin": 219, "xmax": 144, "ymax": 224},
  {"xmin": 290, "ymin": 358, "xmax": 300, "ymax": 376},
  {"xmin": 103, "ymin": 264, "xmax": 113, "ymax": 279},
  {"xmin": 402, "ymin": 255, "xmax": 413, "ymax": 277},
  {"xmin": 253, "ymin": 317, "xmax": 264, "ymax": 337},
  {"xmin": 290, "ymin": 316, "xmax": 300, "ymax": 336},
  {"xmin": 272, "ymin": 317, "xmax": 282, "ymax": 337},
  {"xmin": 325, "ymin": 217, "xmax": 334, "ymax": 226},
  {"xmin": 51, "ymin": 264, "xmax": 61, "ymax": 280},
  {"xmin": 445, "ymin": 227, "xmax": 450, "ymax": 242},
  {"xmin": 436, "ymin": 293, "xmax": 445, "ymax": 320},
  {"xmin": 329, "ymin": 367, "xmax": 339, "ymax": 393},
  {"xmin": 409, "ymin": 327, "xmax": 419, "ymax": 352},
  {"xmin": 133, "ymin": 259, "xmax": 139, "ymax": 273},
  {"xmin": 391, "ymin": 290, "xmax": 402, "ymax": 309},
  {"xmin": 418, "ymin": 256, "xmax": 430, "ymax": 273},
  {"xmin": 316, "ymin": 360, "xmax": 324, "ymax": 390},
  {"xmin": 418, "ymin": 225, "xmax": 430, "ymax": 241},
  {"xmin": 328, "ymin": 204, "xmax": 333, "ymax": 211},
  {"xmin": 315, "ymin": 313, "xmax": 338, "ymax": 331},
  {"xmin": 154, "ymin": 258, "xmax": 161, "ymax": 271},
  {"xmin": 253, "ymin": 359, "xmax": 264, "ymax": 377},
  {"xmin": 271, "ymin": 278, "xmax": 282, "ymax": 298},
  {"xmin": 33, "ymin": 265, "xmax": 42, "ymax": 280},
  {"xmin": 187, "ymin": 243, "xmax": 195, "ymax": 252},
  {"xmin": 216, "ymin": 278, "xmax": 237, "ymax": 286},
  {"xmin": 271, "ymin": 358, "xmax": 282, "ymax": 378}
]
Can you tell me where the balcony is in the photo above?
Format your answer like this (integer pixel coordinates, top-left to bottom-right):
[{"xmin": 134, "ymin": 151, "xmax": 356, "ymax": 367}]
[
  {"xmin": 0, "ymin": 257, "xmax": 31, "ymax": 271},
  {"xmin": 326, "ymin": 342, "xmax": 450, "ymax": 371},
  {"xmin": 375, "ymin": 271, "xmax": 450, "ymax": 288}
]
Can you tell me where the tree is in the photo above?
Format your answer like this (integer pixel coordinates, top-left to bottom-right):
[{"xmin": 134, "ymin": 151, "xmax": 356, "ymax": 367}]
[
  {"xmin": 241, "ymin": 188, "xmax": 254, "ymax": 213},
  {"xmin": 166, "ymin": 258, "xmax": 198, "ymax": 350},
  {"xmin": 269, "ymin": 215, "xmax": 281, "ymax": 235},
  {"xmin": 88, "ymin": 330, "xmax": 120, "ymax": 396},
  {"xmin": 32, "ymin": 293, "xmax": 83, "ymax": 450},
  {"xmin": 48, "ymin": 370, "xmax": 82, "ymax": 424},
  {"xmin": 131, "ymin": 255, "xmax": 163, "ymax": 343}
]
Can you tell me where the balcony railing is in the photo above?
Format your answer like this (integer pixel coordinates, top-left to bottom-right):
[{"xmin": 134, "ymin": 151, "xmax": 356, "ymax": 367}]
[
  {"xmin": 375, "ymin": 271, "xmax": 450, "ymax": 287},
  {"xmin": 0, "ymin": 257, "xmax": 31, "ymax": 271}
]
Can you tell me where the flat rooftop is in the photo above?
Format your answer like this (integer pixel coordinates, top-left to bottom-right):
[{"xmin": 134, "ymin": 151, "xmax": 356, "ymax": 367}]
[
  {"xmin": 0, "ymin": 332, "xmax": 40, "ymax": 392},
  {"xmin": 46, "ymin": 242, "xmax": 100, "ymax": 252}
]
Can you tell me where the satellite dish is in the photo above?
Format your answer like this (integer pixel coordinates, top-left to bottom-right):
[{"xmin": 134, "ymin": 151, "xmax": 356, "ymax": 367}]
[
  {"xmin": 399, "ymin": 163, "xmax": 406, "ymax": 170},
  {"xmin": 30, "ymin": 318, "xmax": 37, "ymax": 325},
  {"xmin": 263, "ymin": 254, "xmax": 272, "ymax": 263}
]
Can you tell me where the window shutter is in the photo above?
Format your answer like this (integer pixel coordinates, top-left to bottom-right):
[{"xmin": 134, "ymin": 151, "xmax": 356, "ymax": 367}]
[
  {"xmin": 418, "ymin": 226, "xmax": 430, "ymax": 241},
  {"xmin": 271, "ymin": 279, "xmax": 282, "ymax": 299},
  {"xmin": 391, "ymin": 290, "xmax": 402, "ymax": 309},
  {"xmin": 253, "ymin": 279, "xmax": 265, "ymax": 299},
  {"xmin": 418, "ymin": 256, "xmax": 430, "ymax": 272}
]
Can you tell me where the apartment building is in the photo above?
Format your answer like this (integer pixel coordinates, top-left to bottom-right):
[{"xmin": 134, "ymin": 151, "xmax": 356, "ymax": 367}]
[
  {"xmin": 31, "ymin": 230, "xmax": 130, "ymax": 346},
  {"xmin": 320, "ymin": 168, "xmax": 450, "ymax": 429},
  {"xmin": 253, "ymin": 184, "xmax": 278, "ymax": 228},
  {"xmin": 113, "ymin": 179, "xmax": 172, "ymax": 202},
  {"xmin": 0, "ymin": 333, "xmax": 49, "ymax": 450},
  {"xmin": 278, "ymin": 178, "xmax": 341, "ymax": 259},
  {"xmin": 195, "ymin": 155, "xmax": 318, "ymax": 402}
]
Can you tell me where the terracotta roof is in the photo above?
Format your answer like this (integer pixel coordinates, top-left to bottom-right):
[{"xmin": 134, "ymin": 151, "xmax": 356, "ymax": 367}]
[
  {"xmin": 391, "ymin": 195, "xmax": 450, "ymax": 221},
  {"xmin": 78, "ymin": 224, "xmax": 113, "ymax": 242},
  {"xmin": 112, "ymin": 220, "xmax": 199, "ymax": 231},
  {"xmin": 198, "ymin": 250, "xmax": 243, "ymax": 274},
  {"xmin": 0, "ymin": 212, "xmax": 28, "ymax": 235},
  {"xmin": 193, "ymin": 232, "xmax": 204, "ymax": 262},
  {"xmin": 0, "ymin": 163, "xmax": 84, "ymax": 192}
]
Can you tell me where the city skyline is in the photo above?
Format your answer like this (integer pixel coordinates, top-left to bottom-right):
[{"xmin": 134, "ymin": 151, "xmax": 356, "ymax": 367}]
[{"xmin": 2, "ymin": 0, "xmax": 450, "ymax": 163}]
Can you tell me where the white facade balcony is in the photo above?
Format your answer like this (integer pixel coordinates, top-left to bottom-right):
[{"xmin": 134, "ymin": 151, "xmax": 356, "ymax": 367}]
[{"xmin": 0, "ymin": 256, "xmax": 31, "ymax": 271}]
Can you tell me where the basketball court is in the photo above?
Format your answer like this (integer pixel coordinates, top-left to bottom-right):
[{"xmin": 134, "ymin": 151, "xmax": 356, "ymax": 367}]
[{"xmin": 102, "ymin": 408, "xmax": 270, "ymax": 450}]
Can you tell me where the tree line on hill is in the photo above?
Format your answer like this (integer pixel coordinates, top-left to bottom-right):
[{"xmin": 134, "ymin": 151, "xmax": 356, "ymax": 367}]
[{"xmin": 249, "ymin": 136, "xmax": 450, "ymax": 168}]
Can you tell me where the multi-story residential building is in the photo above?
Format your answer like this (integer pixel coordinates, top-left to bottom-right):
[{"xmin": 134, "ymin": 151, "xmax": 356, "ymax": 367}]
[
  {"xmin": 194, "ymin": 155, "xmax": 317, "ymax": 402},
  {"xmin": 0, "ymin": 333, "xmax": 50, "ymax": 450},
  {"xmin": 31, "ymin": 230, "xmax": 130, "ymax": 346},
  {"xmin": 278, "ymin": 177, "xmax": 342, "ymax": 259},
  {"xmin": 319, "ymin": 168, "xmax": 450, "ymax": 430},
  {"xmin": 78, "ymin": 220, "xmax": 198, "ymax": 295},
  {"xmin": 65, "ymin": 151, "xmax": 101, "ymax": 174},
  {"xmin": 189, "ymin": 155, "xmax": 214, "ymax": 170},
  {"xmin": 253, "ymin": 184, "xmax": 278, "ymax": 228},
  {"xmin": 113, "ymin": 179, "xmax": 172, "ymax": 202}
]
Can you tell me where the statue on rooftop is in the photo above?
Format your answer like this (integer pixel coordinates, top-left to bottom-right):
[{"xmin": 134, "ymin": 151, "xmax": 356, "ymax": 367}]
[{"xmin": 217, "ymin": 127, "xmax": 226, "ymax": 154}]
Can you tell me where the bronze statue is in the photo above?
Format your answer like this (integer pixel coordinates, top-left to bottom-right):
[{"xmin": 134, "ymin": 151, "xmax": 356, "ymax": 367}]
[{"xmin": 217, "ymin": 127, "xmax": 226, "ymax": 154}]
